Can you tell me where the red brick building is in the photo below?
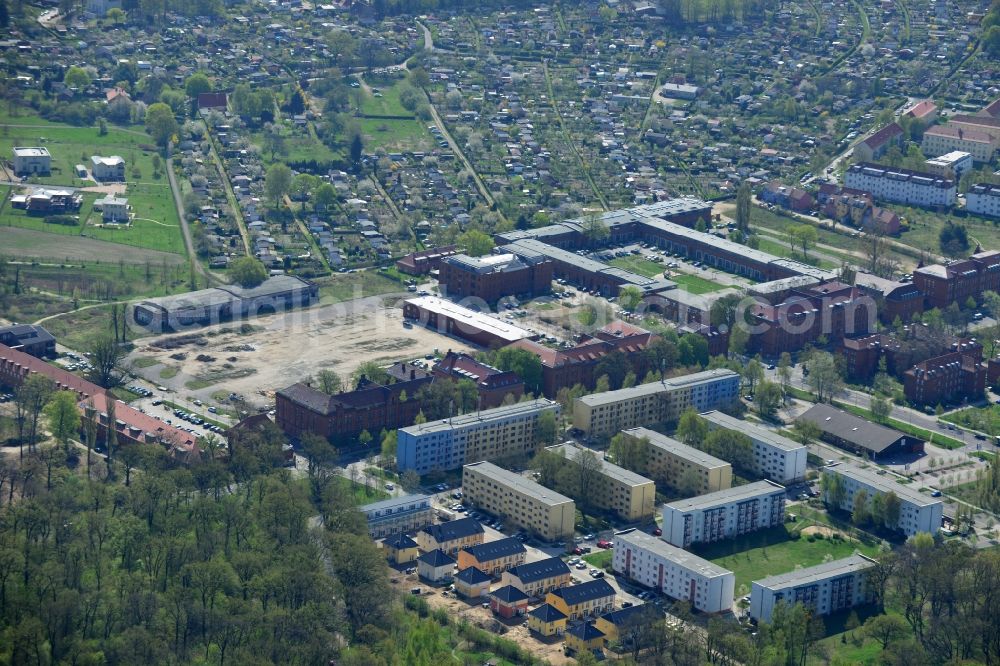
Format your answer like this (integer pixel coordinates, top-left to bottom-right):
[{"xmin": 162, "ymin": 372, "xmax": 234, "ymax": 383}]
[
  {"xmin": 841, "ymin": 328, "xmax": 982, "ymax": 383},
  {"xmin": 275, "ymin": 361, "xmax": 433, "ymax": 444},
  {"xmin": 747, "ymin": 282, "xmax": 876, "ymax": 356},
  {"xmin": 913, "ymin": 250, "xmax": 1000, "ymax": 309},
  {"xmin": 438, "ymin": 252, "xmax": 553, "ymax": 304},
  {"xmin": 433, "ymin": 351, "xmax": 524, "ymax": 408},
  {"xmin": 904, "ymin": 351, "xmax": 986, "ymax": 407},
  {"xmin": 0, "ymin": 343, "xmax": 198, "ymax": 460},
  {"xmin": 395, "ymin": 245, "xmax": 458, "ymax": 276},
  {"xmin": 505, "ymin": 321, "xmax": 659, "ymax": 397}
]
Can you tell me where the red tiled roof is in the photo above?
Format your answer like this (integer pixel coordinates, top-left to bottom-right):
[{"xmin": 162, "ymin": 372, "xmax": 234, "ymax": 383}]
[
  {"xmin": 904, "ymin": 100, "xmax": 937, "ymax": 119},
  {"xmin": 860, "ymin": 122, "xmax": 903, "ymax": 149},
  {"xmin": 0, "ymin": 343, "xmax": 196, "ymax": 454}
]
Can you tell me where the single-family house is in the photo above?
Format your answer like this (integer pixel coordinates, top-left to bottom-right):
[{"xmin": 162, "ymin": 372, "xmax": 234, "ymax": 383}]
[
  {"xmin": 527, "ymin": 603, "xmax": 568, "ymax": 637},
  {"xmin": 97, "ymin": 196, "xmax": 129, "ymax": 223},
  {"xmin": 488, "ymin": 584, "xmax": 530, "ymax": 618},
  {"xmin": 382, "ymin": 533, "xmax": 419, "ymax": 565},
  {"xmin": 90, "ymin": 155, "xmax": 125, "ymax": 181},
  {"xmin": 453, "ymin": 566, "xmax": 492, "ymax": 598},
  {"xmin": 417, "ymin": 549, "xmax": 455, "ymax": 584},
  {"xmin": 565, "ymin": 622, "xmax": 606, "ymax": 655}
]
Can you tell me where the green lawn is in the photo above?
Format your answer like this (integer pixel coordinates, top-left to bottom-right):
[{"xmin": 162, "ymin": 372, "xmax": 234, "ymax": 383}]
[
  {"xmin": 942, "ymin": 405, "xmax": 1000, "ymax": 436},
  {"xmin": 755, "ymin": 236, "xmax": 838, "ymax": 270},
  {"xmin": 318, "ymin": 270, "xmax": 404, "ymax": 303},
  {"xmin": 582, "ymin": 549, "xmax": 612, "ymax": 569},
  {"xmin": 361, "ymin": 80, "xmax": 413, "ymax": 117},
  {"xmin": 358, "ymin": 117, "xmax": 435, "ymax": 152},
  {"xmin": 670, "ymin": 272, "xmax": 731, "ymax": 294},
  {"xmin": 807, "ymin": 606, "xmax": 888, "ymax": 665},
  {"xmin": 249, "ymin": 125, "xmax": 341, "ymax": 167},
  {"xmin": 609, "ymin": 255, "xmax": 666, "ymax": 278},
  {"xmin": 694, "ymin": 523, "xmax": 881, "ymax": 598},
  {"xmin": 42, "ymin": 304, "xmax": 153, "ymax": 351}
]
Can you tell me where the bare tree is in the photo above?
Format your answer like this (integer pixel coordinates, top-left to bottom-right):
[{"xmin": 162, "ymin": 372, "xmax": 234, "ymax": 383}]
[
  {"xmin": 87, "ymin": 335, "xmax": 130, "ymax": 389},
  {"xmin": 13, "ymin": 374, "xmax": 54, "ymax": 459}
]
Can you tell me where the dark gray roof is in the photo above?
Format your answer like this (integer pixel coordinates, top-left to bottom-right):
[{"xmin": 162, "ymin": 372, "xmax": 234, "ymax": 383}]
[
  {"xmin": 528, "ymin": 603, "xmax": 567, "ymax": 622},
  {"xmin": 422, "ymin": 517, "xmax": 484, "ymax": 543},
  {"xmin": 599, "ymin": 603, "xmax": 651, "ymax": 626},
  {"xmin": 549, "ymin": 579, "xmax": 615, "ymax": 606},
  {"xmin": 462, "ymin": 537, "xmax": 526, "ymax": 563},
  {"xmin": 508, "ymin": 557, "xmax": 571, "ymax": 584},
  {"xmin": 490, "ymin": 585, "xmax": 529, "ymax": 603},
  {"xmin": 418, "ymin": 549, "xmax": 455, "ymax": 567},
  {"xmin": 798, "ymin": 403, "xmax": 913, "ymax": 454},
  {"xmin": 567, "ymin": 622, "xmax": 605, "ymax": 640},
  {"xmin": 455, "ymin": 566, "xmax": 492, "ymax": 585},
  {"xmin": 383, "ymin": 533, "xmax": 418, "ymax": 549},
  {"xmin": 0, "ymin": 324, "xmax": 54, "ymax": 347}
]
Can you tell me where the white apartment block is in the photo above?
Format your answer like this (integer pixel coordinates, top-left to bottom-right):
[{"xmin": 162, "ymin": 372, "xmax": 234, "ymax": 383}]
[
  {"xmin": 924, "ymin": 151, "xmax": 973, "ymax": 180},
  {"xmin": 699, "ymin": 411, "xmax": 807, "ymax": 483},
  {"xmin": 573, "ymin": 369, "xmax": 740, "ymax": 438},
  {"xmin": 845, "ymin": 163, "xmax": 956, "ymax": 208},
  {"xmin": 967, "ymin": 183, "xmax": 1000, "ymax": 218},
  {"xmin": 90, "ymin": 155, "xmax": 125, "ymax": 181},
  {"xmin": 360, "ymin": 494, "xmax": 433, "ymax": 539},
  {"xmin": 750, "ymin": 554, "xmax": 876, "ymax": 622},
  {"xmin": 620, "ymin": 427, "xmax": 733, "ymax": 495},
  {"xmin": 397, "ymin": 398, "xmax": 559, "ymax": 474},
  {"xmin": 546, "ymin": 442, "xmax": 657, "ymax": 521},
  {"xmin": 463, "ymin": 461, "xmax": 576, "ymax": 542},
  {"xmin": 662, "ymin": 480, "xmax": 786, "ymax": 548},
  {"xmin": 822, "ymin": 463, "xmax": 943, "ymax": 536},
  {"xmin": 13, "ymin": 147, "xmax": 51, "ymax": 175},
  {"xmin": 922, "ymin": 125, "xmax": 998, "ymax": 163},
  {"xmin": 613, "ymin": 529, "xmax": 735, "ymax": 614}
]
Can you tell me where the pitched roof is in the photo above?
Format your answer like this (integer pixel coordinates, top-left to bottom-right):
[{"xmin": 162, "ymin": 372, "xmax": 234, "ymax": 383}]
[
  {"xmin": 417, "ymin": 548, "xmax": 455, "ymax": 567},
  {"xmin": 383, "ymin": 533, "xmax": 418, "ymax": 550},
  {"xmin": 422, "ymin": 517, "xmax": 484, "ymax": 543},
  {"xmin": 462, "ymin": 536, "xmax": 526, "ymax": 563},
  {"xmin": 508, "ymin": 557, "xmax": 571, "ymax": 584},
  {"xmin": 490, "ymin": 585, "xmax": 529, "ymax": 604},
  {"xmin": 528, "ymin": 603, "xmax": 567, "ymax": 622},
  {"xmin": 599, "ymin": 603, "xmax": 651, "ymax": 626},
  {"xmin": 455, "ymin": 566, "xmax": 492, "ymax": 585},
  {"xmin": 860, "ymin": 122, "xmax": 903, "ymax": 149},
  {"xmin": 567, "ymin": 622, "xmax": 606, "ymax": 640},
  {"xmin": 549, "ymin": 579, "xmax": 615, "ymax": 606},
  {"xmin": 798, "ymin": 403, "xmax": 911, "ymax": 454}
]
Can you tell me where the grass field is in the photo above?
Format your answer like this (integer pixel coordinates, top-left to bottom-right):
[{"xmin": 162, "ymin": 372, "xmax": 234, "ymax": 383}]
[
  {"xmin": 694, "ymin": 523, "xmax": 881, "ymax": 597},
  {"xmin": 361, "ymin": 80, "xmax": 413, "ymax": 117},
  {"xmin": 42, "ymin": 304, "xmax": 152, "ymax": 351},
  {"xmin": 358, "ymin": 117, "xmax": 435, "ymax": 152},
  {"xmin": 942, "ymin": 405, "xmax": 1000, "ymax": 436},
  {"xmin": 670, "ymin": 272, "xmax": 731, "ymax": 294},
  {"xmin": 807, "ymin": 606, "xmax": 887, "ymax": 665},
  {"xmin": 582, "ymin": 549, "xmax": 612, "ymax": 569},
  {"xmin": 755, "ymin": 236, "xmax": 839, "ymax": 270},
  {"xmin": 249, "ymin": 125, "xmax": 341, "ymax": 167},
  {"xmin": 317, "ymin": 270, "xmax": 404, "ymax": 303},
  {"xmin": 0, "ymin": 111, "xmax": 183, "ymax": 257},
  {"xmin": 609, "ymin": 255, "xmax": 666, "ymax": 278}
]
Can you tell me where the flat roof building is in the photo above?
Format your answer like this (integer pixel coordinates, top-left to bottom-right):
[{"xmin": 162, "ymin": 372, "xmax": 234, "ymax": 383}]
[
  {"xmin": 699, "ymin": 411, "xmax": 807, "ymax": 483},
  {"xmin": 397, "ymin": 398, "xmax": 559, "ymax": 474},
  {"xmin": 613, "ymin": 529, "xmax": 735, "ymax": 614},
  {"xmin": 13, "ymin": 147, "xmax": 51, "ymax": 175},
  {"xmin": 662, "ymin": 480, "xmax": 786, "ymax": 548},
  {"xmin": 134, "ymin": 275, "xmax": 319, "ymax": 332},
  {"xmin": 573, "ymin": 369, "xmax": 740, "ymax": 438},
  {"xmin": 619, "ymin": 427, "xmax": 733, "ymax": 495},
  {"xmin": 822, "ymin": 463, "xmax": 943, "ymax": 536},
  {"xmin": 402, "ymin": 295, "xmax": 533, "ymax": 348},
  {"xmin": 463, "ymin": 461, "xmax": 575, "ymax": 542},
  {"xmin": 545, "ymin": 442, "xmax": 657, "ymax": 522},
  {"xmin": 750, "ymin": 554, "xmax": 876, "ymax": 622},
  {"xmin": 360, "ymin": 493, "xmax": 433, "ymax": 539}
]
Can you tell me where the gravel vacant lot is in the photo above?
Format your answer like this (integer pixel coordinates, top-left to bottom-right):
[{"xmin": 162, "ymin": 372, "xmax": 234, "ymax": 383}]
[{"xmin": 128, "ymin": 295, "xmax": 477, "ymax": 407}]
